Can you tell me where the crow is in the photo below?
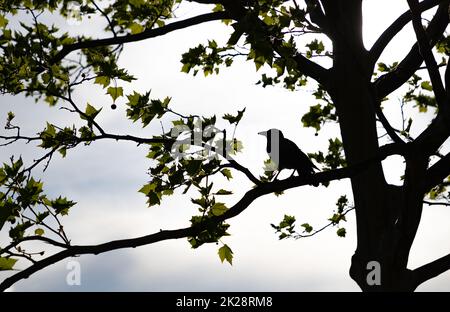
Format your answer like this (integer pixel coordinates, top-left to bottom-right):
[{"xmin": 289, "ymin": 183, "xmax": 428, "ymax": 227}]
[{"xmin": 258, "ymin": 128, "xmax": 319, "ymax": 181}]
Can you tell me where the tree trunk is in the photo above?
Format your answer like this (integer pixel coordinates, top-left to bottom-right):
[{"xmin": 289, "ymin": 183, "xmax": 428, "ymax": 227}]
[{"xmin": 327, "ymin": 0, "xmax": 425, "ymax": 291}]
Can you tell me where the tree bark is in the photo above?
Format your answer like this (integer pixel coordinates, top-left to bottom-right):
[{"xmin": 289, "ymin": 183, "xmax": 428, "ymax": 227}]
[{"xmin": 327, "ymin": 0, "xmax": 424, "ymax": 291}]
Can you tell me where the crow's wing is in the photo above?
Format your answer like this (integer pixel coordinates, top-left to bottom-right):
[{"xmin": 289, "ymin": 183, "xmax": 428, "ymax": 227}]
[{"xmin": 282, "ymin": 138, "xmax": 318, "ymax": 173}]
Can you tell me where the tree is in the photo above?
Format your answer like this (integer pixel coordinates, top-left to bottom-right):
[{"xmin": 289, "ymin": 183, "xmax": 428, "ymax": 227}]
[{"xmin": 0, "ymin": 0, "xmax": 450, "ymax": 292}]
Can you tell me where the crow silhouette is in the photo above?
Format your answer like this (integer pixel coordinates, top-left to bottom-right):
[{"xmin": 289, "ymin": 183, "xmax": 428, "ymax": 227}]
[{"xmin": 259, "ymin": 128, "xmax": 319, "ymax": 181}]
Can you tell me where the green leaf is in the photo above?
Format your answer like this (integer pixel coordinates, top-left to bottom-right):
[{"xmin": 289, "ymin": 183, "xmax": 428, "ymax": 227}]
[
  {"xmin": 51, "ymin": 196, "xmax": 76, "ymax": 215},
  {"xmin": 138, "ymin": 183, "xmax": 156, "ymax": 195},
  {"xmin": 35, "ymin": 228, "xmax": 44, "ymax": 236},
  {"xmin": 211, "ymin": 203, "xmax": 228, "ymax": 216},
  {"xmin": 130, "ymin": 0, "xmax": 145, "ymax": 7},
  {"xmin": 329, "ymin": 213, "xmax": 346, "ymax": 224},
  {"xmin": 181, "ymin": 63, "xmax": 191, "ymax": 73},
  {"xmin": 0, "ymin": 168, "xmax": 6, "ymax": 185},
  {"xmin": 129, "ymin": 22, "xmax": 144, "ymax": 34},
  {"xmin": 191, "ymin": 197, "xmax": 208, "ymax": 209},
  {"xmin": 94, "ymin": 76, "xmax": 110, "ymax": 88},
  {"xmin": 7, "ymin": 111, "xmax": 15, "ymax": 123},
  {"xmin": 0, "ymin": 257, "xmax": 17, "ymax": 271},
  {"xmin": 58, "ymin": 147, "xmax": 67, "ymax": 158},
  {"xmin": 337, "ymin": 228, "xmax": 346, "ymax": 237},
  {"xmin": 218, "ymin": 244, "xmax": 233, "ymax": 265},
  {"xmin": 278, "ymin": 215, "xmax": 296, "ymax": 229},
  {"xmin": 215, "ymin": 189, "xmax": 233, "ymax": 195},
  {"xmin": 0, "ymin": 201, "xmax": 13, "ymax": 231},
  {"xmin": 377, "ymin": 62, "xmax": 388, "ymax": 72},
  {"xmin": 221, "ymin": 169, "xmax": 232, "ymax": 180},
  {"xmin": 147, "ymin": 192, "xmax": 161, "ymax": 207},
  {"xmin": 0, "ymin": 15, "xmax": 9, "ymax": 28},
  {"xmin": 83, "ymin": 103, "xmax": 102, "ymax": 120},
  {"xmin": 41, "ymin": 72, "xmax": 51, "ymax": 84},
  {"xmin": 45, "ymin": 122, "xmax": 56, "ymax": 137},
  {"xmin": 169, "ymin": 170, "xmax": 184, "ymax": 185},
  {"xmin": 185, "ymin": 159, "xmax": 203, "ymax": 176},
  {"xmin": 336, "ymin": 195, "xmax": 348, "ymax": 213},
  {"xmin": 421, "ymin": 81, "xmax": 433, "ymax": 91},
  {"xmin": 301, "ymin": 223, "xmax": 313, "ymax": 233},
  {"xmin": 107, "ymin": 87, "xmax": 124, "ymax": 101},
  {"xmin": 212, "ymin": 4, "xmax": 224, "ymax": 12}
]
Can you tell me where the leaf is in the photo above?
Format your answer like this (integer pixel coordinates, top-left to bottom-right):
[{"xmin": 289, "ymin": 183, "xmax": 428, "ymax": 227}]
[
  {"xmin": 0, "ymin": 257, "xmax": 17, "ymax": 271},
  {"xmin": 0, "ymin": 201, "xmax": 13, "ymax": 231},
  {"xmin": 421, "ymin": 81, "xmax": 433, "ymax": 91},
  {"xmin": 212, "ymin": 4, "xmax": 224, "ymax": 12},
  {"xmin": 168, "ymin": 170, "xmax": 184, "ymax": 185},
  {"xmin": 107, "ymin": 87, "xmax": 124, "ymax": 101},
  {"xmin": 83, "ymin": 103, "xmax": 102, "ymax": 120},
  {"xmin": 211, "ymin": 203, "xmax": 228, "ymax": 216},
  {"xmin": 336, "ymin": 195, "xmax": 348, "ymax": 213},
  {"xmin": 215, "ymin": 189, "xmax": 233, "ymax": 195},
  {"xmin": 191, "ymin": 197, "xmax": 208, "ymax": 209},
  {"xmin": 377, "ymin": 62, "xmax": 389, "ymax": 72},
  {"xmin": 58, "ymin": 147, "xmax": 67, "ymax": 158},
  {"xmin": 41, "ymin": 72, "xmax": 51, "ymax": 84},
  {"xmin": 218, "ymin": 244, "xmax": 233, "ymax": 265},
  {"xmin": 329, "ymin": 213, "xmax": 346, "ymax": 224},
  {"xmin": 35, "ymin": 228, "xmax": 44, "ymax": 236},
  {"xmin": 162, "ymin": 189, "xmax": 174, "ymax": 196},
  {"xmin": 185, "ymin": 159, "xmax": 202, "ymax": 176},
  {"xmin": 0, "ymin": 168, "xmax": 6, "ymax": 185},
  {"xmin": 279, "ymin": 215, "xmax": 296, "ymax": 228},
  {"xmin": 223, "ymin": 107, "xmax": 246, "ymax": 124},
  {"xmin": 337, "ymin": 228, "xmax": 346, "ymax": 237},
  {"xmin": 51, "ymin": 196, "xmax": 76, "ymax": 215},
  {"xmin": 301, "ymin": 223, "xmax": 313, "ymax": 233},
  {"xmin": 0, "ymin": 15, "xmax": 8, "ymax": 28},
  {"xmin": 221, "ymin": 169, "xmax": 232, "ymax": 180},
  {"xmin": 138, "ymin": 183, "xmax": 156, "ymax": 195},
  {"xmin": 94, "ymin": 76, "xmax": 110, "ymax": 88},
  {"xmin": 45, "ymin": 122, "xmax": 56, "ymax": 137},
  {"xmin": 129, "ymin": 22, "xmax": 144, "ymax": 34},
  {"xmin": 7, "ymin": 111, "xmax": 15, "ymax": 123},
  {"xmin": 147, "ymin": 192, "xmax": 161, "ymax": 207},
  {"xmin": 129, "ymin": 0, "xmax": 145, "ymax": 7},
  {"xmin": 181, "ymin": 63, "xmax": 191, "ymax": 73}
]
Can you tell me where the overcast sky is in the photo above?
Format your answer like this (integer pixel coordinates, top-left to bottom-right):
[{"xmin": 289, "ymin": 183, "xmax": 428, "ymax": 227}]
[{"xmin": 1, "ymin": 1, "xmax": 450, "ymax": 291}]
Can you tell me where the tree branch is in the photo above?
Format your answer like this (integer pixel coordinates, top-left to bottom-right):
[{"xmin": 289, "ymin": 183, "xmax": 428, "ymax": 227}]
[
  {"xmin": 413, "ymin": 252, "xmax": 450, "ymax": 289},
  {"xmin": 423, "ymin": 200, "xmax": 450, "ymax": 206},
  {"xmin": 422, "ymin": 152, "xmax": 450, "ymax": 192},
  {"xmin": 407, "ymin": 0, "xmax": 447, "ymax": 109},
  {"xmin": 369, "ymin": 0, "xmax": 443, "ymax": 66},
  {"xmin": 214, "ymin": 0, "xmax": 331, "ymax": 87},
  {"xmin": 219, "ymin": 161, "xmax": 261, "ymax": 185},
  {"xmin": 0, "ymin": 226, "xmax": 197, "ymax": 291},
  {"xmin": 292, "ymin": 52, "xmax": 331, "ymax": 87},
  {"xmin": 0, "ymin": 142, "xmax": 404, "ymax": 291},
  {"xmin": 374, "ymin": 1, "xmax": 449, "ymax": 98},
  {"xmin": 0, "ymin": 236, "xmax": 69, "ymax": 255},
  {"xmin": 293, "ymin": 207, "xmax": 355, "ymax": 239},
  {"xmin": 50, "ymin": 11, "xmax": 229, "ymax": 65},
  {"xmin": 374, "ymin": 101, "xmax": 405, "ymax": 144},
  {"xmin": 305, "ymin": 0, "xmax": 331, "ymax": 36}
]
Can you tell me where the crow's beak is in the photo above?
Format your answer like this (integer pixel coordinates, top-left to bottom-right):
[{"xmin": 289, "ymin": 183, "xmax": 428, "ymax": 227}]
[{"xmin": 258, "ymin": 131, "xmax": 267, "ymax": 136}]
